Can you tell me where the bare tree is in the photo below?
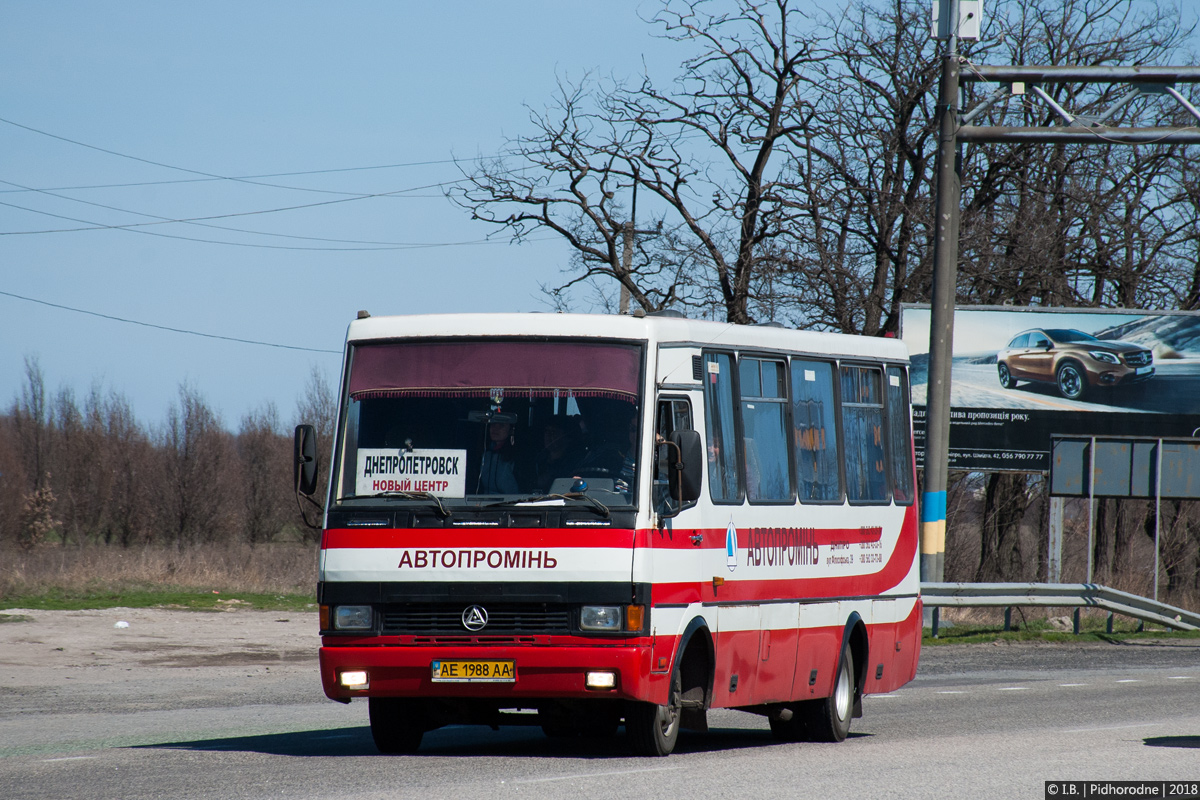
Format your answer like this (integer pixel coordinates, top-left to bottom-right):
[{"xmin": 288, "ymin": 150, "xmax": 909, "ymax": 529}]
[
  {"xmin": 777, "ymin": 0, "xmax": 954, "ymax": 334},
  {"xmin": 0, "ymin": 414, "xmax": 28, "ymax": 549},
  {"xmin": 11, "ymin": 356, "xmax": 49, "ymax": 494},
  {"xmin": 158, "ymin": 384, "xmax": 237, "ymax": 547},
  {"xmin": 453, "ymin": 0, "xmax": 838, "ymax": 323},
  {"xmin": 238, "ymin": 403, "xmax": 290, "ymax": 545},
  {"xmin": 99, "ymin": 391, "xmax": 153, "ymax": 548},
  {"xmin": 49, "ymin": 387, "xmax": 91, "ymax": 547}
]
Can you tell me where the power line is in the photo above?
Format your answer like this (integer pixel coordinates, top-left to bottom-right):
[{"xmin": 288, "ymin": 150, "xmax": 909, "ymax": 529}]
[
  {"xmin": 0, "ymin": 198, "xmax": 439, "ymax": 250},
  {"xmin": 0, "ymin": 115, "xmax": 469, "ymax": 198},
  {"xmin": 0, "ymin": 289, "xmax": 343, "ymax": 353},
  {"xmin": 0, "ymin": 177, "xmax": 470, "ymax": 247},
  {"xmin": 0, "ymin": 156, "xmax": 485, "ymax": 195},
  {"xmin": 0, "ymin": 177, "xmax": 456, "ymax": 229},
  {"xmin": 0, "ymin": 115, "xmax": 506, "ymax": 200}
]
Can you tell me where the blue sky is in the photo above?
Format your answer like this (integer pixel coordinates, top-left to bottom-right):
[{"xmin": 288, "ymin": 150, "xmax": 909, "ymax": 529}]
[{"xmin": 1, "ymin": 2, "xmax": 679, "ymax": 429}]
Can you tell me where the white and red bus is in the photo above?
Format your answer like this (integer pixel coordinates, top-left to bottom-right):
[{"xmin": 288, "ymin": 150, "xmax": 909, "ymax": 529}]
[{"xmin": 295, "ymin": 312, "xmax": 921, "ymax": 756}]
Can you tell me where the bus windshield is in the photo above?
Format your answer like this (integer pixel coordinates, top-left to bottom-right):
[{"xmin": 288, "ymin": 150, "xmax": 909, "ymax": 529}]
[{"xmin": 334, "ymin": 339, "xmax": 644, "ymax": 507}]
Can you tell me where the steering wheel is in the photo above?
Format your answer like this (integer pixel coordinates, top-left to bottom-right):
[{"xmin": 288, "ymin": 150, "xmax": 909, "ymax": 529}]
[{"xmin": 571, "ymin": 467, "xmax": 614, "ymax": 478}]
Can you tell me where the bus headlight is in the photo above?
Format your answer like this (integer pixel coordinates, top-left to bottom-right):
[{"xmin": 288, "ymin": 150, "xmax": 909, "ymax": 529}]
[
  {"xmin": 339, "ymin": 670, "xmax": 369, "ymax": 689},
  {"xmin": 586, "ymin": 671, "xmax": 617, "ymax": 690},
  {"xmin": 580, "ymin": 605, "xmax": 622, "ymax": 631},
  {"xmin": 332, "ymin": 605, "xmax": 374, "ymax": 630}
]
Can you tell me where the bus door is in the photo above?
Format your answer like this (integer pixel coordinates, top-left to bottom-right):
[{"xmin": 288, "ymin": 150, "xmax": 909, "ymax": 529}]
[{"xmin": 648, "ymin": 395, "xmax": 701, "ymax": 677}]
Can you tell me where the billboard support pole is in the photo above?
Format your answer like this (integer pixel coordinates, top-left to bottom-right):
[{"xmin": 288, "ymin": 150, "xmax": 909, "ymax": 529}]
[
  {"xmin": 1154, "ymin": 440, "xmax": 1162, "ymax": 601},
  {"xmin": 1087, "ymin": 436, "xmax": 1095, "ymax": 584},
  {"xmin": 1048, "ymin": 496, "xmax": 1063, "ymax": 583},
  {"xmin": 922, "ymin": 2, "xmax": 962, "ymax": 586}
]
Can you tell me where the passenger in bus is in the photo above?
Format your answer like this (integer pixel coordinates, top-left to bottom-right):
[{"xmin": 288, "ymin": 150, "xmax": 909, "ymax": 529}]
[
  {"xmin": 535, "ymin": 416, "xmax": 585, "ymax": 492},
  {"xmin": 478, "ymin": 420, "xmax": 519, "ymax": 495},
  {"xmin": 707, "ymin": 437, "xmax": 738, "ymax": 500}
]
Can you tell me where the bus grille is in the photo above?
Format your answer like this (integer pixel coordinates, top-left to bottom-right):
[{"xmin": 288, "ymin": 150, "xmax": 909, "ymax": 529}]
[{"xmin": 380, "ymin": 603, "xmax": 572, "ymax": 635}]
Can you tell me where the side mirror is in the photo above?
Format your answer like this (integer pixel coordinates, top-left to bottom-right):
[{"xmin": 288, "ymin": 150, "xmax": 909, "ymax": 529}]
[
  {"xmin": 294, "ymin": 424, "xmax": 319, "ymax": 496},
  {"xmin": 658, "ymin": 430, "xmax": 702, "ymax": 517},
  {"xmin": 671, "ymin": 430, "xmax": 703, "ymax": 503}
]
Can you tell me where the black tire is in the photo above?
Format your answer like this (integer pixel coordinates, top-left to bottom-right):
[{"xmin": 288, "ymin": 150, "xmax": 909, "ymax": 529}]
[
  {"xmin": 627, "ymin": 667, "xmax": 682, "ymax": 756},
  {"xmin": 804, "ymin": 642, "xmax": 855, "ymax": 743},
  {"xmin": 997, "ymin": 363, "xmax": 1016, "ymax": 389},
  {"xmin": 368, "ymin": 697, "xmax": 426, "ymax": 754},
  {"xmin": 1056, "ymin": 362, "xmax": 1086, "ymax": 400}
]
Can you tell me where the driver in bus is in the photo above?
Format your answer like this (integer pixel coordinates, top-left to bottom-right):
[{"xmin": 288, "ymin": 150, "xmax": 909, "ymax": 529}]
[{"xmin": 478, "ymin": 420, "xmax": 519, "ymax": 495}]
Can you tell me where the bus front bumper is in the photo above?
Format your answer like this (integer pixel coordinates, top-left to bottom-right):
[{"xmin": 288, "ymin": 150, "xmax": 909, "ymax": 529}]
[{"xmin": 320, "ymin": 643, "xmax": 658, "ymax": 703}]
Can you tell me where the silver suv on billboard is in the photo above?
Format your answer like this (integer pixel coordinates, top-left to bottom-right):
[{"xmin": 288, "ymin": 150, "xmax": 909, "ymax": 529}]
[{"xmin": 996, "ymin": 328, "xmax": 1154, "ymax": 400}]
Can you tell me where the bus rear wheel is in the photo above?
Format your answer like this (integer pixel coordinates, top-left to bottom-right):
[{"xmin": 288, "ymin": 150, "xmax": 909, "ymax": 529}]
[
  {"xmin": 804, "ymin": 642, "xmax": 855, "ymax": 743},
  {"xmin": 369, "ymin": 697, "xmax": 426, "ymax": 754},
  {"xmin": 627, "ymin": 668, "xmax": 682, "ymax": 756}
]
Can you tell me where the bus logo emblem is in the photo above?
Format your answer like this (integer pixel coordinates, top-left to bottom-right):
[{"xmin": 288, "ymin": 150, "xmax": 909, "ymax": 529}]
[
  {"xmin": 726, "ymin": 522, "xmax": 738, "ymax": 572},
  {"xmin": 462, "ymin": 605, "xmax": 489, "ymax": 631}
]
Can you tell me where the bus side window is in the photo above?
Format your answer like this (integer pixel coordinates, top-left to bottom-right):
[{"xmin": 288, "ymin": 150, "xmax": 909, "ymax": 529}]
[
  {"xmin": 703, "ymin": 352, "xmax": 742, "ymax": 503},
  {"xmin": 739, "ymin": 357, "xmax": 792, "ymax": 502},
  {"xmin": 886, "ymin": 366, "xmax": 915, "ymax": 505},
  {"xmin": 840, "ymin": 365, "xmax": 889, "ymax": 504},
  {"xmin": 790, "ymin": 358, "xmax": 842, "ymax": 503}
]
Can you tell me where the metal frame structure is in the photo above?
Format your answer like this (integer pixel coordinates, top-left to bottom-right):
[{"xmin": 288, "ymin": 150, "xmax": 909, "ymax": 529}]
[
  {"xmin": 921, "ymin": 3, "xmax": 1200, "ymax": 589},
  {"xmin": 922, "ymin": 582, "xmax": 1200, "ymax": 636}
]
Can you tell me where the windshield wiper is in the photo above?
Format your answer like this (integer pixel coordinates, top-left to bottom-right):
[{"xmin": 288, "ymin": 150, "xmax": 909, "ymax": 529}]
[
  {"xmin": 374, "ymin": 491, "xmax": 452, "ymax": 519},
  {"xmin": 486, "ymin": 493, "xmax": 610, "ymax": 519}
]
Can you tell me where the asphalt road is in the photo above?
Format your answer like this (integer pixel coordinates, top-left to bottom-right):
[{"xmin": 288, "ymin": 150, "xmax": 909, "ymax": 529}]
[{"xmin": 2, "ymin": 610, "xmax": 1198, "ymax": 800}]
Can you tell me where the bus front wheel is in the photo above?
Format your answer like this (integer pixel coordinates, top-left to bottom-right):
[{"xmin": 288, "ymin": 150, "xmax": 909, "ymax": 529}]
[
  {"xmin": 369, "ymin": 697, "xmax": 426, "ymax": 754},
  {"xmin": 627, "ymin": 668, "xmax": 682, "ymax": 756}
]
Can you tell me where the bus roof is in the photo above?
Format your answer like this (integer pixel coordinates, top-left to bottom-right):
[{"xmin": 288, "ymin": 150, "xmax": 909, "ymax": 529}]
[{"xmin": 345, "ymin": 312, "xmax": 909, "ymax": 363}]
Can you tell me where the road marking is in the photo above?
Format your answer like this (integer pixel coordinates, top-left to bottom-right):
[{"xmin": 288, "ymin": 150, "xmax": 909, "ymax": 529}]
[
  {"xmin": 937, "ymin": 690, "xmax": 965, "ymax": 694},
  {"xmin": 1168, "ymin": 676, "xmax": 1193, "ymax": 680},
  {"xmin": 1063, "ymin": 722, "xmax": 1159, "ymax": 734},
  {"xmin": 42, "ymin": 756, "xmax": 99, "ymax": 763},
  {"xmin": 1115, "ymin": 679, "xmax": 1141, "ymax": 683},
  {"xmin": 515, "ymin": 766, "xmax": 682, "ymax": 784},
  {"xmin": 870, "ymin": 694, "xmax": 899, "ymax": 699}
]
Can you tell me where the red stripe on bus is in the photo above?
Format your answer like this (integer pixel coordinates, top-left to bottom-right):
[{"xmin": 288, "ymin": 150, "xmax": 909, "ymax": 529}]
[
  {"xmin": 322, "ymin": 528, "xmax": 636, "ymax": 550},
  {"xmin": 325, "ymin": 521, "xmax": 891, "ymax": 551},
  {"xmin": 651, "ymin": 505, "xmax": 918, "ymax": 602}
]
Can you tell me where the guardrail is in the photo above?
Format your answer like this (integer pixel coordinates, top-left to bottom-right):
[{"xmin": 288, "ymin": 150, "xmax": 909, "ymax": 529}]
[{"xmin": 920, "ymin": 582, "xmax": 1200, "ymax": 636}]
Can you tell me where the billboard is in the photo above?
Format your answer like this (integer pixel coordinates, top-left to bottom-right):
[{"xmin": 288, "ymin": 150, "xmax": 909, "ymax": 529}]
[{"xmin": 900, "ymin": 305, "xmax": 1200, "ymax": 472}]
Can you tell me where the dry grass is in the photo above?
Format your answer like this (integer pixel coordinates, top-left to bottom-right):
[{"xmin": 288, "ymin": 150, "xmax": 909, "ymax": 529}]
[{"xmin": 0, "ymin": 542, "xmax": 317, "ymax": 601}]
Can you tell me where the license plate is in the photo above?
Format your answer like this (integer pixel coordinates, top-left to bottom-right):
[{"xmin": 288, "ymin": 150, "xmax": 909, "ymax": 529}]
[
  {"xmin": 1136, "ymin": 366, "xmax": 1152, "ymax": 375},
  {"xmin": 431, "ymin": 660, "xmax": 516, "ymax": 683}
]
